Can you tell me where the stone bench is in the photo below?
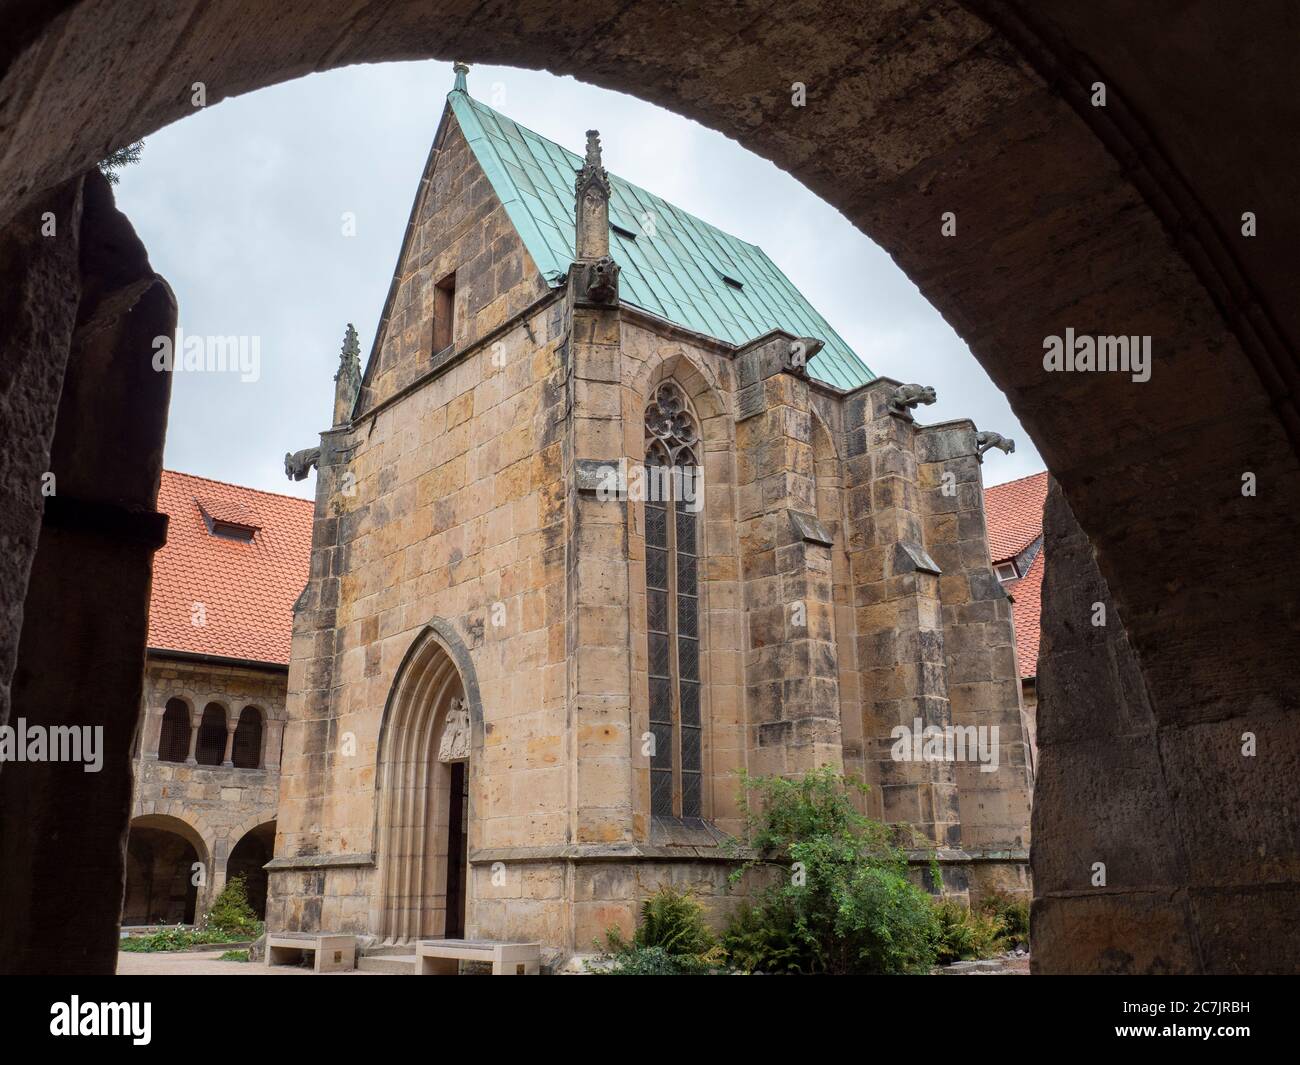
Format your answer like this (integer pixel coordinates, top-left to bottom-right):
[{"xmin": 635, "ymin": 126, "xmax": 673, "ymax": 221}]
[
  {"xmin": 265, "ymin": 932, "xmax": 356, "ymax": 973},
  {"xmin": 415, "ymin": 938, "xmax": 540, "ymax": 975}
]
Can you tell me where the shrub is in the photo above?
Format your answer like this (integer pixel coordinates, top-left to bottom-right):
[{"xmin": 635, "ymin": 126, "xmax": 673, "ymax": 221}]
[
  {"xmin": 206, "ymin": 875, "xmax": 262, "ymax": 938},
  {"xmin": 596, "ymin": 886, "xmax": 724, "ymax": 975},
  {"xmin": 931, "ymin": 899, "xmax": 1005, "ymax": 964},
  {"xmin": 979, "ymin": 889, "xmax": 1030, "ymax": 950},
  {"xmin": 118, "ymin": 925, "xmax": 248, "ymax": 953},
  {"xmin": 218, "ymin": 949, "xmax": 251, "ymax": 962},
  {"xmin": 721, "ymin": 767, "xmax": 939, "ymax": 975}
]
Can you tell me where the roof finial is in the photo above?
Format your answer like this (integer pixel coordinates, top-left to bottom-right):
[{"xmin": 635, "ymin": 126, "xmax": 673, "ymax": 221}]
[
  {"xmin": 333, "ymin": 322, "xmax": 362, "ymax": 427},
  {"xmin": 452, "ymin": 61, "xmax": 469, "ymax": 94},
  {"xmin": 584, "ymin": 130, "xmax": 602, "ymax": 169}
]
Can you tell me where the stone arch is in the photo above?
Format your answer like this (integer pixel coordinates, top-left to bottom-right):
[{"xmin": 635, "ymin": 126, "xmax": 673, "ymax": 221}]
[
  {"xmin": 225, "ymin": 820, "xmax": 276, "ymax": 919},
  {"xmin": 371, "ymin": 619, "xmax": 481, "ymax": 943},
  {"xmin": 156, "ymin": 696, "xmax": 192, "ymax": 763},
  {"xmin": 122, "ymin": 813, "xmax": 211, "ymax": 926},
  {"xmin": 231, "ymin": 704, "xmax": 264, "ymax": 768}
]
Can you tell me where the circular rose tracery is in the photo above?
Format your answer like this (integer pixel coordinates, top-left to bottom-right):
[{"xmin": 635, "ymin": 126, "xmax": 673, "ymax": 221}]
[{"xmin": 644, "ymin": 382, "xmax": 699, "ymax": 465}]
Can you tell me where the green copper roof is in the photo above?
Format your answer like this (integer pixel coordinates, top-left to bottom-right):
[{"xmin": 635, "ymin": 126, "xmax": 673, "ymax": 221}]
[{"xmin": 447, "ymin": 88, "xmax": 874, "ymax": 390}]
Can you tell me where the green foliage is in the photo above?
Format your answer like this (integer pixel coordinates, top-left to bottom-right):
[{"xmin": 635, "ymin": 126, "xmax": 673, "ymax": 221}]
[
  {"xmin": 595, "ymin": 886, "xmax": 724, "ymax": 975},
  {"xmin": 931, "ymin": 899, "xmax": 1005, "ymax": 964},
  {"xmin": 118, "ymin": 925, "xmax": 249, "ymax": 953},
  {"xmin": 98, "ymin": 141, "xmax": 144, "ymax": 185},
  {"xmin": 218, "ymin": 950, "xmax": 251, "ymax": 962},
  {"xmin": 721, "ymin": 767, "xmax": 939, "ymax": 975},
  {"xmin": 207, "ymin": 875, "xmax": 262, "ymax": 938},
  {"xmin": 979, "ymin": 889, "xmax": 1030, "ymax": 950}
]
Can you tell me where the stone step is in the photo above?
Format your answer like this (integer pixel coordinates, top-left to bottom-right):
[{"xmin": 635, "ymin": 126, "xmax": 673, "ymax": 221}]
[{"xmin": 357, "ymin": 954, "xmax": 417, "ymax": 975}]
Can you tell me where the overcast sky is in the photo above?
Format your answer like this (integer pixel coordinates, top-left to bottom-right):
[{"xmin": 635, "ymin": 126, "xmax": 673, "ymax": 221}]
[{"xmin": 113, "ymin": 60, "xmax": 1043, "ymax": 500}]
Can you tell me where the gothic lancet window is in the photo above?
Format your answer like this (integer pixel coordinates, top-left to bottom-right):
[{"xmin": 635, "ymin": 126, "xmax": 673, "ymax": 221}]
[{"xmin": 644, "ymin": 382, "xmax": 703, "ymax": 819}]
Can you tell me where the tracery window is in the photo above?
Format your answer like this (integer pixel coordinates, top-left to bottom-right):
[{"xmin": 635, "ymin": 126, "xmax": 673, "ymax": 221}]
[{"xmin": 644, "ymin": 382, "xmax": 703, "ymax": 819}]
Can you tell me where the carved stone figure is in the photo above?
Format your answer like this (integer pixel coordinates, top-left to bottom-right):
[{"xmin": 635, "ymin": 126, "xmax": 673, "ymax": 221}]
[
  {"xmin": 575, "ymin": 255, "xmax": 620, "ymax": 305},
  {"xmin": 887, "ymin": 382, "xmax": 937, "ymax": 419},
  {"xmin": 284, "ymin": 446, "xmax": 321, "ymax": 481},
  {"xmin": 975, "ymin": 430, "xmax": 1016, "ymax": 460},
  {"xmin": 438, "ymin": 698, "xmax": 471, "ymax": 763}
]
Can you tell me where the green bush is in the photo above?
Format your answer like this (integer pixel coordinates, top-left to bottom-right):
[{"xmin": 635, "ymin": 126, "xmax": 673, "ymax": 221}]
[
  {"xmin": 218, "ymin": 949, "xmax": 251, "ymax": 962},
  {"xmin": 596, "ymin": 886, "xmax": 724, "ymax": 975},
  {"xmin": 721, "ymin": 767, "xmax": 939, "ymax": 975},
  {"xmin": 931, "ymin": 899, "xmax": 1005, "ymax": 964},
  {"xmin": 979, "ymin": 889, "xmax": 1030, "ymax": 950},
  {"xmin": 206, "ymin": 875, "xmax": 262, "ymax": 938}
]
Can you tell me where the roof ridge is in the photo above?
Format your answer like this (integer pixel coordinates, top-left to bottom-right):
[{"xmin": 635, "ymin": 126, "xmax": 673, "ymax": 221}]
[{"xmin": 164, "ymin": 468, "xmax": 316, "ymax": 507}]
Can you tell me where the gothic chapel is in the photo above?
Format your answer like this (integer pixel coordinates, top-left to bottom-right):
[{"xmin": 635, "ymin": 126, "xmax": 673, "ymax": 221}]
[{"xmin": 266, "ymin": 64, "xmax": 1033, "ymax": 960}]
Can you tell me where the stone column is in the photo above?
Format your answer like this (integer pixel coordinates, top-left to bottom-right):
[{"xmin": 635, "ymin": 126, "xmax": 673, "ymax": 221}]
[
  {"xmin": 917, "ymin": 422, "xmax": 1032, "ymax": 860},
  {"xmin": 0, "ymin": 170, "xmax": 173, "ymax": 974},
  {"xmin": 843, "ymin": 380, "xmax": 960, "ymax": 848},
  {"xmin": 221, "ymin": 720, "xmax": 237, "ymax": 767},
  {"xmin": 567, "ymin": 294, "xmax": 634, "ymax": 845},
  {"xmin": 185, "ymin": 718, "xmax": 200, "ymax": 765},
  {"xmin": 734, "ymin": 332, "xmax": 843, "ymax": 777}
]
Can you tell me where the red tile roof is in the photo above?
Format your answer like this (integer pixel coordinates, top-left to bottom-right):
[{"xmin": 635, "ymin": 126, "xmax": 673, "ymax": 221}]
[
  {"xmin": 983, "ymin": 471, "xmax": 1049, "ymax": 563},
  {"xmin": 148, "ymin": 470, "xmax": 315, "ymax": 666},
  {"xmin": 984, "ymin": 471, "xmax": 1049, "ymax": 679},
  {"xmin": 1006, "ymin": 548, "xmax": 1044, "ymax": 679}
]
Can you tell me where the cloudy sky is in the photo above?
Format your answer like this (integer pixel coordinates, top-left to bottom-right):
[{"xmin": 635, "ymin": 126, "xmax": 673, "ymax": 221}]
[{"xmin": 114, "ymin": 60, "xmax": 1042, "ymax": 500}]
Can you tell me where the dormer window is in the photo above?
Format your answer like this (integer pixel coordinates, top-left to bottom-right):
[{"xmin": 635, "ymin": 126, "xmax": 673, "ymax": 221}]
[
  {"xmin": 210, "ymin": 519, "xmax": 257, "ymax": 542},
  {"xmin": 196, "ymin": 497, "xmax": 261, "ymax": 542},
  {"xmin": 611, "ymin": 223, "xmax": 638, "ymax": 240},
  {"xmin": 720, "ymin": 274, "xmax": 744, "ymax": 290},
  {"xmin": 995, "ymin": 561, "xmax": 1018, "ymax": 582}
]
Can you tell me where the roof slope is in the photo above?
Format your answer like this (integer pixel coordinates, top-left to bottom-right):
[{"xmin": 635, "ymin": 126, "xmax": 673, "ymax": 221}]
[
  {"xmin": 448, "ymin": 88, "xmax": 874, "ymax": 391},
  {"xmin": 148, "ymin": 470, "xmax": 314, "ymax": 666},
  {"xmin": 1006, "ymin": 549, "xmax": 1044, "ymax": 680},
  {"xmin": 983, "ymin": 471, "xmax": 1050, "ymax": 563},
  {"xmin": 983, "ymin": 470, "xmax": 1049, "ymax": 679}
]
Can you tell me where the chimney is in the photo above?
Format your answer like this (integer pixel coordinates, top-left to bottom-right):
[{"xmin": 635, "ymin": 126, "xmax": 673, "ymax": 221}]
[
  {"xmin": 333, "ymin": 323, "xmax": 361, "ymax": 427},
  {"xmin": 574, "ymin": 130, "xmax": 610, "ymax": 261}
]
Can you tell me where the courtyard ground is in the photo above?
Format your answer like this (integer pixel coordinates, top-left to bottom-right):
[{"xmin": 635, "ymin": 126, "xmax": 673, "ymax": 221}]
[{"xmin": 116, "ymin": 949, "xmax": 379, "ymax": 975}]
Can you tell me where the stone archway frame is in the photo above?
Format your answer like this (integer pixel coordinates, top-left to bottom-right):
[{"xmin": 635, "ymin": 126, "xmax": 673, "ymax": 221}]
[
  {"xmin": 125, "ymin": 812, "xmax": 213, "ymax": 924},
  {"xmin": 369, "ymin": 618, "xmax": 482, "ymax": 943}
]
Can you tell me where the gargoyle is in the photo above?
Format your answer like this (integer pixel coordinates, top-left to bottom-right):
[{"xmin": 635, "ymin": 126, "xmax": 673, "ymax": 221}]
[
  {"xmin": 975, "ymin": 431, "xmax": 1015, "ymax": 460},
  {"xmin": 575, "ymin": 255, "xmax": 620, "ymax": 306},
  {"xmin": 284, "ymin": 446, "xmax": 321, "ymax": 481},
  {"xmin": 887, "ymin": 382, "xmax": 937, "ymax": 420}
]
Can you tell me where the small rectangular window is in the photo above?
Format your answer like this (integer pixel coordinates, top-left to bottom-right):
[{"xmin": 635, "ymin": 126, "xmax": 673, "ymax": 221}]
[
  {"xmin": 611, "ymin": 223, "xmax": 638, "ymax": 240},
  {"xmin": 995, "ymin": 562, "xmax": 1018, "ymax": 582},
  {"xmin": 431, "ymin": 272, "xmax": 456, "ymax": 355},
  {"xmin": 720, "ymin": 274, "xmax": 744, "ymax": 290}
]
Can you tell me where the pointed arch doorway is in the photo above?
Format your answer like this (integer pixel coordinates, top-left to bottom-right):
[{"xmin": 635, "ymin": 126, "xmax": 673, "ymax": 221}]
[{"xmin": 372, "ymin": 623, "xmax": 479, "ymax": 945}]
